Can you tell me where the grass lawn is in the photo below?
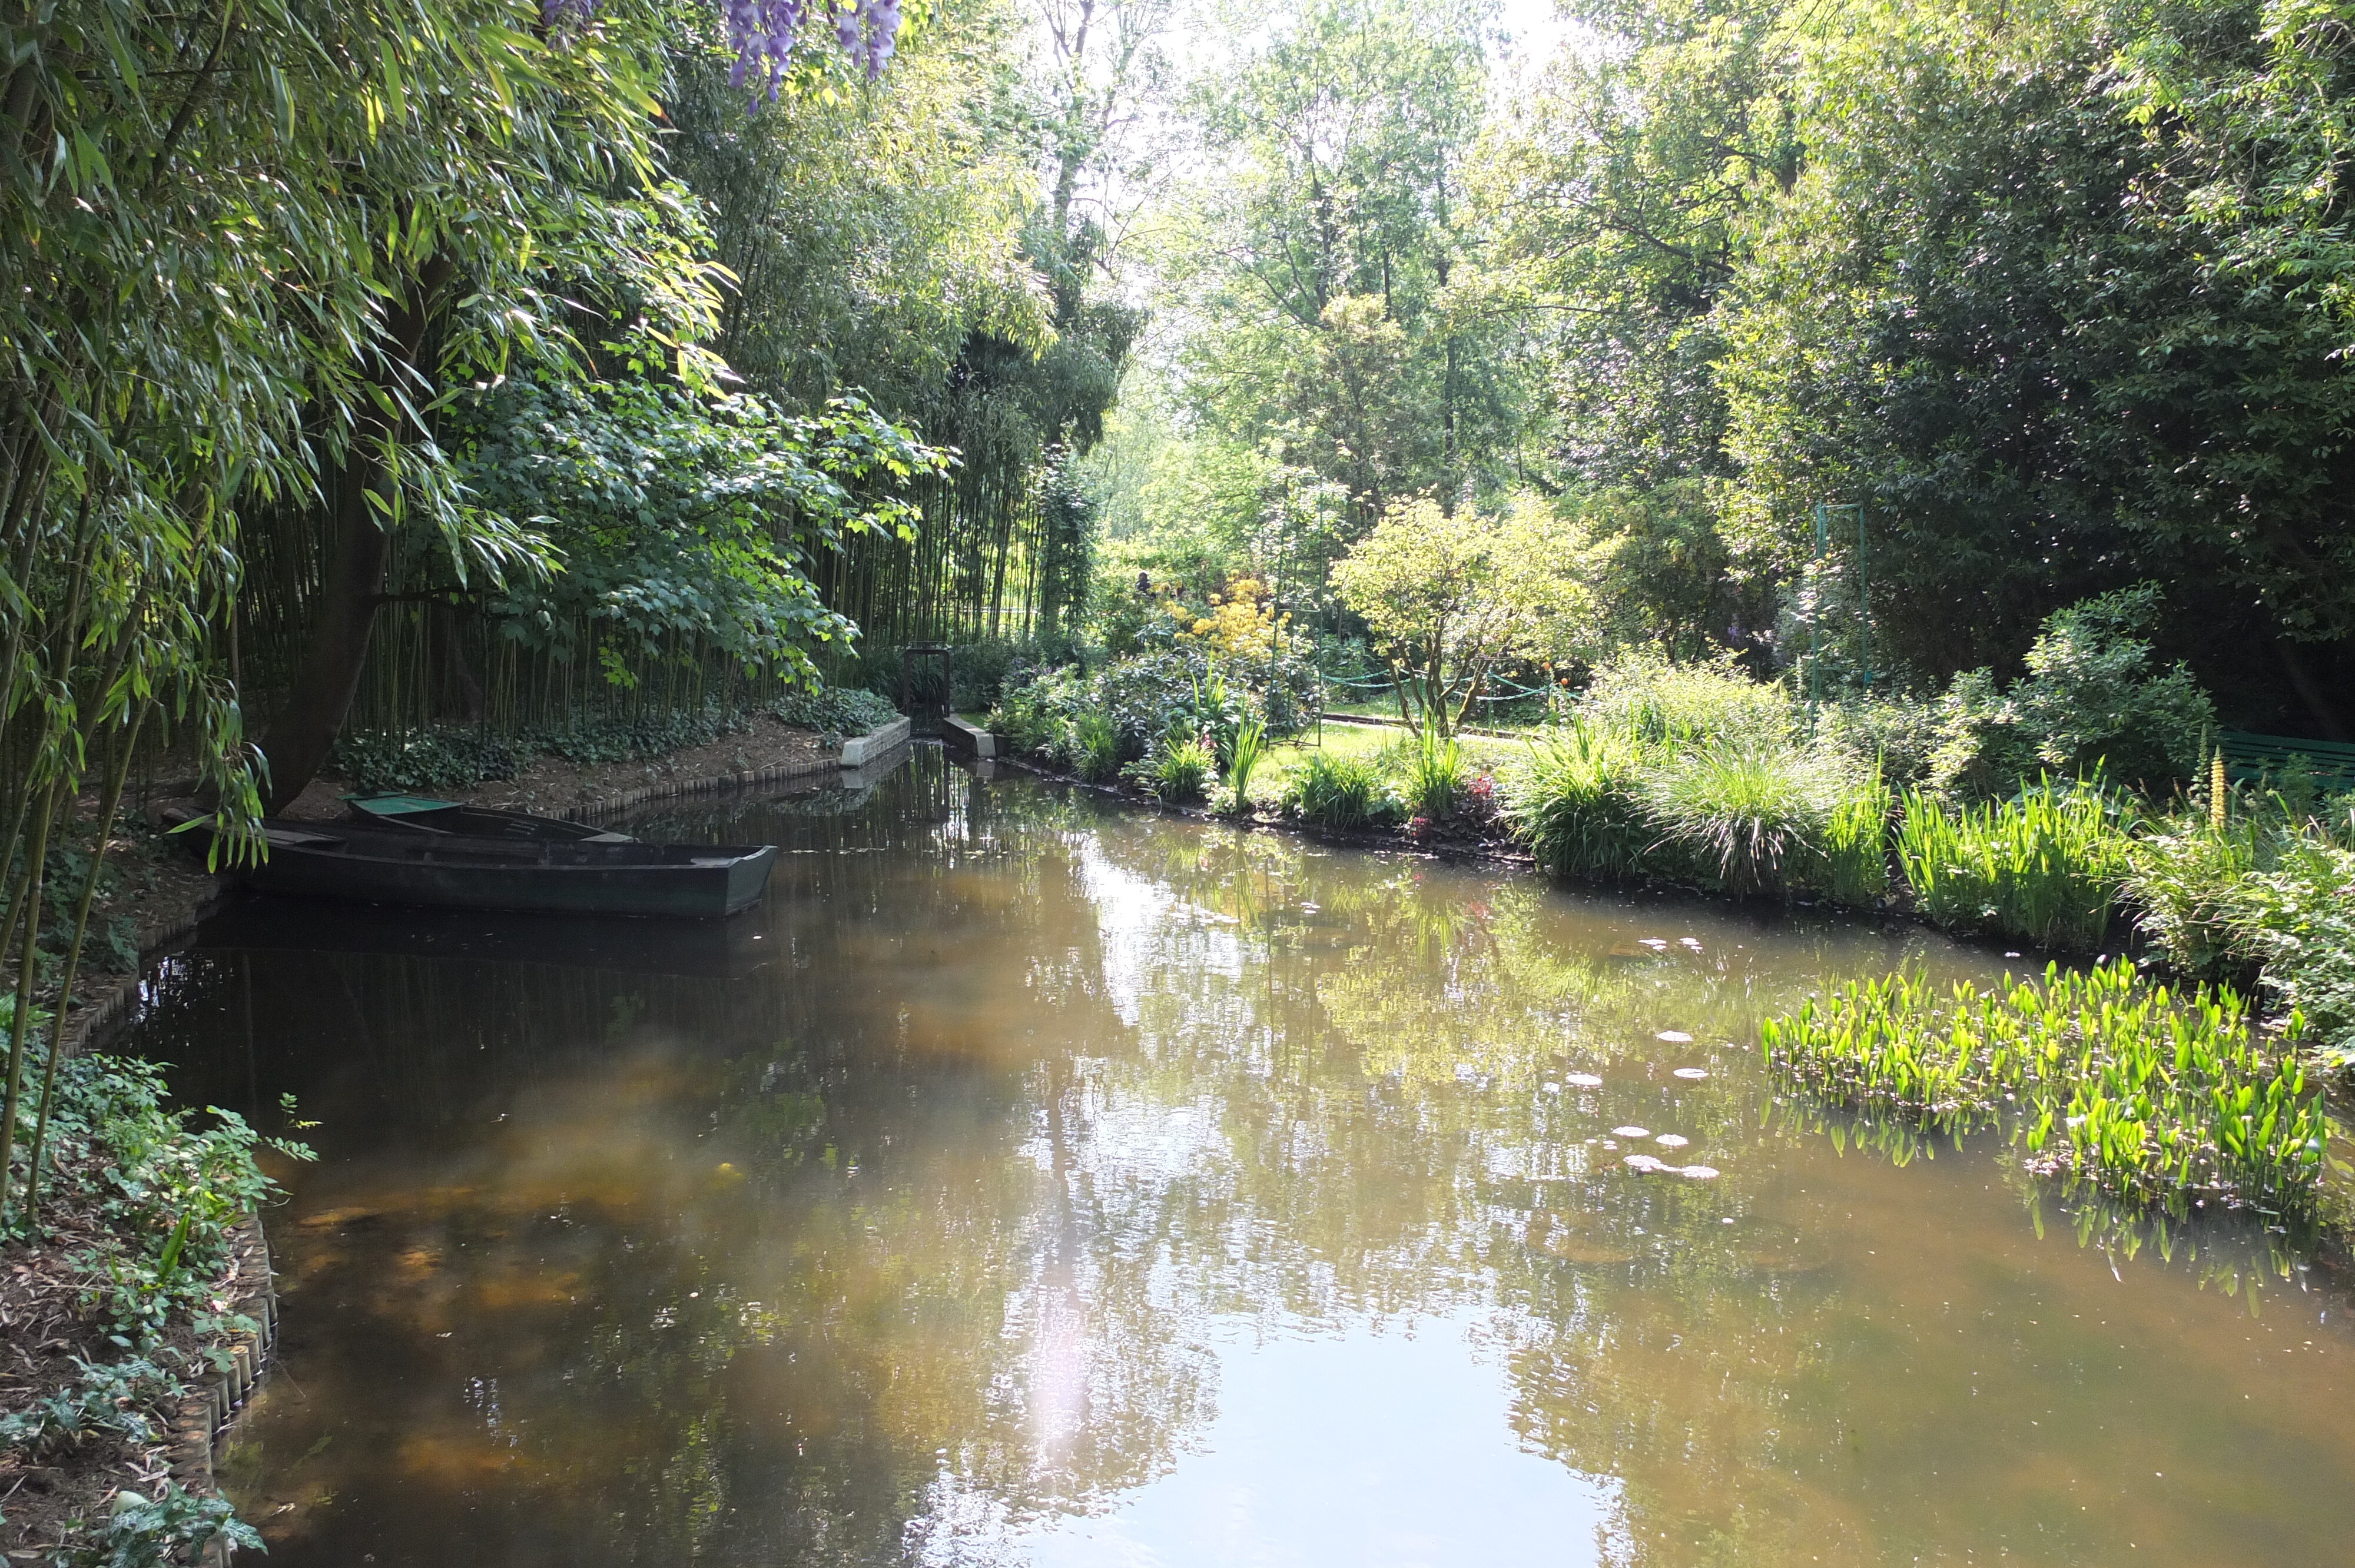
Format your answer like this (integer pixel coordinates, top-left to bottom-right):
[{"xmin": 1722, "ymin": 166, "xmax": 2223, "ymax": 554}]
[{"xmin": 1251, "ymin": 719, "xmax": 1537, "ymax": 808}]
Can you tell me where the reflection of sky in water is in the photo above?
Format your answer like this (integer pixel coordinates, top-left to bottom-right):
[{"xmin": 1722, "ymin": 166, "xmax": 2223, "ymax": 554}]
[
  {"xmin": 143, "ymin": 754, "xmax": 2355, "ymax": 1568},
  {"xmin": 1079, "ymin": 837, "xmax": 1245, "ymax": 1026},
  {"xmin": 923, "ymin": 1313, "xmax": 1618, "ymax": 1568}
]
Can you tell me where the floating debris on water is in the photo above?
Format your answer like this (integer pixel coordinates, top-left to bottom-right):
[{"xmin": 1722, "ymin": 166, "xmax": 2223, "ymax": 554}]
[
  {"xmin": 1657, "ymin": 1030, "xmax": 1693, "ymax": 1042},
  {"xmin": 1671, "ymin": 1067, "xmax": 1709, "ymax": 1079},
  {"xmin": 1612, "ymin": 1125, "xmax": 1651, "ymax": 1138},
  {"xmin": 1565, "ymin": 1073, "xmax": 1604, "ymax": 1087},
  {"xmin": 1654, "ymin": 1134, "xmax": 1689, "ymax": 1148}
]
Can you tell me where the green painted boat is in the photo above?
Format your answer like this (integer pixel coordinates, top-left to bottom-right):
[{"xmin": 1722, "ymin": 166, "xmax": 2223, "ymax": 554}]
[
  {"xmin": 180, "ymin": 816, "xmax": 778, "ymax": 919},
  {"xmin": 343, "ymin": 793, "xmax": 633, "ymax": 843}
]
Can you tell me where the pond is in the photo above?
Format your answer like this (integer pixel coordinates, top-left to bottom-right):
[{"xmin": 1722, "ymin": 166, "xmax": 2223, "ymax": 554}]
[{"xmin": 128, "ymin": 749, "xmax": 2355, "ymax": 1567}]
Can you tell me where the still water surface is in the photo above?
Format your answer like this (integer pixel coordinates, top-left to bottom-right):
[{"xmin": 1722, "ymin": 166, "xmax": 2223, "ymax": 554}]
[{"xmin": 129, "ymin": 751, "xmax": 2355, "ymax": 1566}]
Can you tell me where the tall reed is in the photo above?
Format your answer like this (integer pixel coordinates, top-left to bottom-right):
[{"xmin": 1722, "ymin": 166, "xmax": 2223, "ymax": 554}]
[
  {"xmin": 1895, "ymin": 778, "xmax": 2128, "ymax": 951},
  {"xmin": 1817, "ymin": 762, "xmax": 1892, "ymax": 906}
]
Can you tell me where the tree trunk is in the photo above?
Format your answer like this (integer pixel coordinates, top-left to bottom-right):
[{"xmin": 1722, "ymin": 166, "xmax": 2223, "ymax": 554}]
[{"xmin": 256, "ymin": 257, "xmax": 449, "ymax": 812}]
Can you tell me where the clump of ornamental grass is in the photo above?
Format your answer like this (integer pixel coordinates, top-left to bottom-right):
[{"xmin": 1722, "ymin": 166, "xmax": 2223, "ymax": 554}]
[
  {"xmin": 1501, "ymin": 718, "xmax": 1649, "ymax": 881},
  {"xmin": 1128, "ymin": 736, "xmax": 1214, "ymax": 803},
  {"xmin": 1222, "ymin": 714, "xmax": 1269, "ymax": 810},
  {"xmin": 1404, "ymin": 728, "xmax": 1469, "ymax": 821},
  {"xmin": 1636, "ymin": 741, "xmax": 1839, "ymax": 895},
  {"xmin": 1895, "ymin": 776, "xmax": 2130, "ymax": 951},
  {"xmin": 1762, "ymin": 958, "xmax": 2329, "ymax": 1214},
  {"xmin": 1283, "ymin": 751, "xmax": 1385, "ymax": 832},
  {"xmin": 1073, "ymin": 711, "xmax": 1122, "ymax": 783}
]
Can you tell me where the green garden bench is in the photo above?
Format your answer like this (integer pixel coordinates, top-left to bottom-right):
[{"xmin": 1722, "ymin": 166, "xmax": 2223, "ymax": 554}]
[{"xmin": 2218, "ymin": 730, "xmax": 2355, "ymax": 793}]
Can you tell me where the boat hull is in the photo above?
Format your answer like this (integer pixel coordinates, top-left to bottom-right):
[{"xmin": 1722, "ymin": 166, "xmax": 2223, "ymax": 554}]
[{"xmin": 195, "ymin": 821, "xmax": 779, "ymax": 919}]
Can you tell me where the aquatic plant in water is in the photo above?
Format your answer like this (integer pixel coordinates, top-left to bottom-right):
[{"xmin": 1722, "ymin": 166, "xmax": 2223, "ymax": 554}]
[{"xmin": 1761, "ymin": 958, "xmax": 2329, "ymax": 1214}]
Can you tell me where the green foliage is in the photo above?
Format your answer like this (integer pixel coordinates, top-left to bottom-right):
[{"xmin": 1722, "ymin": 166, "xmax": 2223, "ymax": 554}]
[
  {"xmin": 62, "ymin": 1484, "xmax": 263, "ymax": 1568},
  {"xmin": 2231, "ymin": 840, "xmax": 2355, "ymax": 1069},
  {"xmin": 1583, "ymin": 650, "xmax": 1792, "ymax": 750},
  {"xmin": 1128, "ymin": 738, "xmax": 1216, "ymax": 804},
  {"xmin": 0, "ymin": 1353, "xmax": 175, "ymax": 1455},
  {"xmin": 1815, "ymin": 692, "xmax": 1943, "ymax": 788},
  {"xmin": 1763, "ymin": 959, "xmax": 2329, "ymax": 1215},
  {"xmin": 1283, "ymin": 753, "xmax": 1388, "ymax": 833},
  {"xmin": 2127, "ymin": 802, "xmax": 2355, "ymax": 1066},
  {"xmin": 1501, "ymin": 721, "xmax": 1650, "ymax": 881},
  {"xmin": 1896, "ymin": 780, "xmax": 2131, "ymax": 952},
  {"xmin": 1637, "ymin": 742, "xmax": 1837, "ymax": 895},
  {"xmin": 1404, "ymin": 729, "xmax": 1470, "ymax": 820},
  {"xmin": 1817, "ymin": 763, "xmax": 1893, "ymax": 908},
  {"xmin": 332, "ymin": 707, "xmax": 767, "ymax": 793},
  {"xmin": 1225, "ymin": 717, "xmax": 1271, "ymax": 811},
  {"xmin": 774, "ymin": 687, "xmax": 900, "ymax": 738},
  {"xmin": 1074, "ymin": 713, "xmax": 1123, "ymax": 785},
  {"xmin": 330, "ymin": 730, "xmax": 534, "ymax": 794},
  {"xmin": 462, "ymin": 381, "xmax": 946, "ymax": 687},
  {"xmin": 1928, "ymin": 589, "xmax": 2214, "ymax": 797}
]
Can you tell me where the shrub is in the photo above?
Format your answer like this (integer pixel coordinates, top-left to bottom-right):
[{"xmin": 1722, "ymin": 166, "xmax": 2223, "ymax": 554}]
[
  {"xmin": 1404, "ymin": 729, "xmax": 1469, "ymax": 820},
  {"xmin": 2122, "ymin": 810, "xmax": 2273, "ymax": 981},
  {"xmin": 1636, "ymin": 742, "xmax": 1839, "ymax": 895},
  {"xmin": 1583, "ymin": 649, "xmax": 1792, "ymax": 749},
  {"xmin": 1896, "ymin": 779, "xmax": 2131, "ymax": 951},
  {"xmin": 1926, "ymin": 586, "xmax": 2214, "ymax": 798},
  {"xmin": 1816, "ymin": 692, "xmax": 1942, "ymax": 787},
  {"xmin": 1284, "ymin": 752, "xmax": 1385, "ymax": 832},
  {"xmin": 774, "ymin": 686, "xmax": 898, "ymax": 738},
  {"xmin": 1502, "ymin": 720, "xmax": 1649, "ymax": 880},
  {"xmin": 2234, "ymin": 840, "xmax": 2355, "ymax": 1068},
  {"xmin": 1762, "ymin": 958, "xmax": 2328, "ymax": 1214},
  {"xmin": 989, "ymin": 670, "xmax": 1082, "ymax": 765}
]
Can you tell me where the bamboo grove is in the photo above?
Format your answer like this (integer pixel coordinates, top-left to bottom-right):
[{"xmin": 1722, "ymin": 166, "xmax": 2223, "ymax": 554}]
[{"xmin": 0, "ymin": 0, "xmax": 1120, "ymax": 1235}]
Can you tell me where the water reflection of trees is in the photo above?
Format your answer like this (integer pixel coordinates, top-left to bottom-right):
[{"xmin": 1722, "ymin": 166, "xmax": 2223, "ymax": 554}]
[{"xmin": 148, "ymin": 759, "xmax": 2344, "ymax": 1567}]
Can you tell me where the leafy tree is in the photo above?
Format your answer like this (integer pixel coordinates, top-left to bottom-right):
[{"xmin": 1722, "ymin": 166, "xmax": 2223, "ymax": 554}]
[
  {"xmin": 457, "ymin": 377, "xmax": 950, "ymax": 689},
  {"xmin": 1164, "ymin": 0, "xmax": 1510, "ymax": 517},
  {"xmin": 1330, "ymin": 494, "xmax": 1593, "ymax": 733}
]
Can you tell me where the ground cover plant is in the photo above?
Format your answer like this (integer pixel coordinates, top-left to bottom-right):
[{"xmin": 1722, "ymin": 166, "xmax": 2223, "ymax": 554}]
[
  {"xmin": 0, "ymin": 1052, "xmax": 310, "ymax": 1561},
  {"xmin": 1763, "ymin": 959, "xmax": 2329, "ymax": 1215}
]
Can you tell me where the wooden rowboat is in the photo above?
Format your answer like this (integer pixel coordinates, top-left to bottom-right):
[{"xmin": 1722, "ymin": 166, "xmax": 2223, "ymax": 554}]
[
  {"xmin": 343, "ymin": 792, "xmax": 633, "ymax": 843},
  {"xmin": 180, "ymin": 817, "xmax": 778, "ymax": 919}
]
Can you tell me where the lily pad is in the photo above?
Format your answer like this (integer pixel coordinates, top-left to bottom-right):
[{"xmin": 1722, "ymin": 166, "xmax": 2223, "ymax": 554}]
[
  {"xmin": 1611, "ymin": 1125, "xmax": 1651, "ymax": 1139},
  {"xmin": 1671, "ymin": 1067, "xmax": 1709, "ymax": 1080}
]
